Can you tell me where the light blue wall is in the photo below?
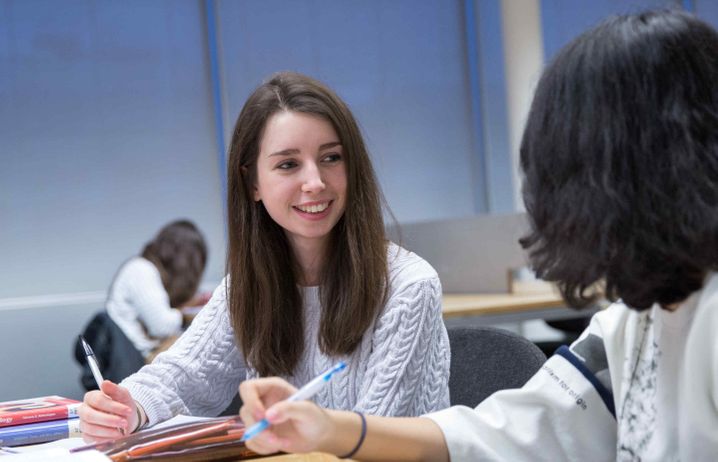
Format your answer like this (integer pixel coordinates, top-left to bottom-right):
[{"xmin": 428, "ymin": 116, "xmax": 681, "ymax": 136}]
[
  {"xmin": 0, "ymin": 302, "xmax": 102, "ymax": 401},
  {"xmin": 0, "ymin": 0, "xmax": 227, "ymax": 300},
  {"xmin": 540, "ymin": 0, "xmax": 683, "ymax": 60},
  {"xmin": 695, "ymin": 0, "xmax": 718, "ymax": 26}
]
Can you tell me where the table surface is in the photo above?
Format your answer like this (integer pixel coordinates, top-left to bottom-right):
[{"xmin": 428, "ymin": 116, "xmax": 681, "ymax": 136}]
[{"xmin": 442, "ymin": 291, "xmax": 565, "ymax": 318}]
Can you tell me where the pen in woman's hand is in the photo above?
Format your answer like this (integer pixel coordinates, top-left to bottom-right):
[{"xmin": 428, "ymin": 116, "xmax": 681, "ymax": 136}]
[
  {"xmin": 79, "ymin": 335, "xmax": 105, "ymax": 390},
  {"xmin": 79, "ymin": 335, "xmax": 127, "ymax": 435},
  {"xmin": 241, "ymin": 362, "xmax": 347, "ymax": 442}
]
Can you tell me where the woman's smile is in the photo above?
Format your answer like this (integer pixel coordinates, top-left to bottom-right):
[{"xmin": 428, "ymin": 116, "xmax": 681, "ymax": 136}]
[{"xmin": 293, "ymin": 200, "xmax": 334, "ymax": 220}]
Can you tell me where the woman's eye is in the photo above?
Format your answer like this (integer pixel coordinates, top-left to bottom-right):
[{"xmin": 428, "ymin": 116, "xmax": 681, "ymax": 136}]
[
  {"xmin": 322, "ymin": 153, "xmax": 342, "ymax": 163},
  {"xmin": 277, "ymin": 161, "xmax": 297, "ymax": 170}
]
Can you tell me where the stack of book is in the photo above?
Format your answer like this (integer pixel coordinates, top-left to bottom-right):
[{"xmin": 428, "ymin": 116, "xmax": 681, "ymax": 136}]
[{"xmin": 0, "ymin": 396, "xmax": 82, "ymax": 447}]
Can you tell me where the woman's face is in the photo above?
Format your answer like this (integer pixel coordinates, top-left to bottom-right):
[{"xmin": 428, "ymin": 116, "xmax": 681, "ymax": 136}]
[{"xmin": 253, "ymin": 110, "xmax": 347, "ymax": 255}]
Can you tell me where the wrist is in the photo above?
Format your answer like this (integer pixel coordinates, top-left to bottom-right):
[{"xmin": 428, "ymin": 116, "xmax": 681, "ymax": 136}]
[
  {"xmin": 132, "ymin": 401, "xmax": 147, "ymax": 433},
  {"xmin": 338, "ymin": 411, "xmax": 366, "ymax": 459},
  {"xmin": 315, "ymin": 409, "xmax": 340, "ymax": 454},
  {"xmin": 319, "ymin": 410, "xmax": 365, "ymax": 458}
]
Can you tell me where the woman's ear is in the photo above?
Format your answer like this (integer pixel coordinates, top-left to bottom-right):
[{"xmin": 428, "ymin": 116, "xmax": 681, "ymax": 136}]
[{"xmin": 241, "ymin": 166, "xmax": 261, "ymax": 202}]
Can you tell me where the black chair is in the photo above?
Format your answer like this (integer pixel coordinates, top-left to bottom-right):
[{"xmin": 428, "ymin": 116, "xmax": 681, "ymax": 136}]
[
  {"xmin": 535, "ymin": 317, "xmax": 592, "ymax": 358},
  {"xmin": 74, "ymin": 311, "xmax": 146, "ymax": 391},
  {"xmin": 447, "ymin": 325, "xmax": 547, "ymax": 407}
]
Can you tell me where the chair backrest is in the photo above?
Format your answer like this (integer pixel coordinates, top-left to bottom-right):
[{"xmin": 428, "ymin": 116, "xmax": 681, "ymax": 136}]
[
  {"xmin": 447, "ymin": 325, "xmax": 547, "ymax": 407},
  {"xmin": 74, "ymin": 311, "xmax": 146, "ymax": 390}
]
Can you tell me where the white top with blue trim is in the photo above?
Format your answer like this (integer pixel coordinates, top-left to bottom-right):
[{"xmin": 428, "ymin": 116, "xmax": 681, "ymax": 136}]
[{"xmin": 427, "ymin": 272, "xmax": 718, "ymax": 461}]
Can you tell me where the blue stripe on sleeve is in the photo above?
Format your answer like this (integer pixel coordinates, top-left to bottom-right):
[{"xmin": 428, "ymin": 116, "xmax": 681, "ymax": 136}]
[{"xmin": 556, "ymin": 345, "xmax": 616, "ymax": 418}]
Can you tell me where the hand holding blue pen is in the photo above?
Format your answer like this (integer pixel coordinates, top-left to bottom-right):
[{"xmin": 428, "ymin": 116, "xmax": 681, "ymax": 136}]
[{"xmin": 241, "ymin": 362, "xmax": 347, "ymax": 442}]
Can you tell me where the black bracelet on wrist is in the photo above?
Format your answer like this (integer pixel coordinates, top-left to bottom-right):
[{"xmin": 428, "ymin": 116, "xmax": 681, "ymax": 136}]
[
  {"xmin": 339, "ymin": 411, "xmax": 366, "ymax": 459},
  {"xmin": 133, "ymin": 403, "xmax": 145, "ymax": 433}
]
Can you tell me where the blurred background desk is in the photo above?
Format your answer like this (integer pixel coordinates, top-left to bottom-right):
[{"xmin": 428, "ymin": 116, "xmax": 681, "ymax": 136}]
[{"xmin": 442, "ymin": 292, "xmax": 597, "ymax": 325}]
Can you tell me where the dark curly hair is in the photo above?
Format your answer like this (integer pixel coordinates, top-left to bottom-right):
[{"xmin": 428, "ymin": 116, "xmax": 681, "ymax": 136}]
[{"xmin": 520, "ymin": 9, "xmax": 718, "ymax": 310}]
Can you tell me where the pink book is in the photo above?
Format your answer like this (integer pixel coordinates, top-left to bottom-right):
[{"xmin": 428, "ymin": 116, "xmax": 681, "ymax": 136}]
[{"xmin": 0, "ymin": 395, "xmax": 81, "ymax": 428}]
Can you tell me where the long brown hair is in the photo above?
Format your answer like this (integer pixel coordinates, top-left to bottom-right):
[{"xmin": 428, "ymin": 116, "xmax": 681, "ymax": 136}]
[
  {"xmin": 141, "ymin": 220, "xmax": 208, "ymax": 307},
  {"xmin": 226, "ymin": 72, "xmax": 388, "ymax": 377}
]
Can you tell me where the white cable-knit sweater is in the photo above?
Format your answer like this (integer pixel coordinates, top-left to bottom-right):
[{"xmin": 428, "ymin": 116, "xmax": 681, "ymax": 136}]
[{"xmin": 121, "ymin": 243, "xmax": 451, "ymax": 426}]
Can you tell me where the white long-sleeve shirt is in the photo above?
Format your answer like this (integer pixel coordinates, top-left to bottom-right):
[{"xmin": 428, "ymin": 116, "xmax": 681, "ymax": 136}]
[
  {"xmin": 121, "ymin": 244, "xmax": 451, "ymax": 425},
  {"xmin": 106, "ymin": 257, "xmax": 183, "ymax": 357},
  {"xmin": 427, "ymin": 273, "xmax": 718, "ymax": 461}
]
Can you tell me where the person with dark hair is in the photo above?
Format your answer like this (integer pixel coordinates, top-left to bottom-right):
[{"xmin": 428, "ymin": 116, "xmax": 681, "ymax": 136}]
[
  {"xmin": 106, "ymin": 219, "xmax": 209, "ymax": 359},
  {"xmin": 231, "ymin": 10, "xmax": 718, "ymax": 460},
  {"xmin": 78, "ymin": 72, "xmax": 450, "ymax": 442}
]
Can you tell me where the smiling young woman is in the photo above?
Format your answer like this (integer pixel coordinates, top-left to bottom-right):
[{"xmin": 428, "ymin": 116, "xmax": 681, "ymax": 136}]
[{"xmin": 78, "ymin": 72, "xmax": 451, "ymax": 443}]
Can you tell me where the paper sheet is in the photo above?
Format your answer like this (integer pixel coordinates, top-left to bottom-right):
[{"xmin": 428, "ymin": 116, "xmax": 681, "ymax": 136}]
[
  {"xmin": 0, "ymin": 448, "xmax": 109, "ymax": 461},
  {"xmin": 3, "ymin": 438, "xmax": 86, "ymax": 453}
]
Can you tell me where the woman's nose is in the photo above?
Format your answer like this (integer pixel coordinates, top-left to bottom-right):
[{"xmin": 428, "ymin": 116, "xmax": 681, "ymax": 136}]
[{"xmin": 301, "ymin": 163, "xmax": 326, "ymax": 193}]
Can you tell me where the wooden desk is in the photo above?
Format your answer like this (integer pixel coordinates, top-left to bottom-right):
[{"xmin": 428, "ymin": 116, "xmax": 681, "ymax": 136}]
[
  {"xmin": 443, "ymin": 292, "xmax": 564, "ymax": 317},
  {"xmin": 442, "ymin": 292, "xmax": 597, "ymax": 325}
]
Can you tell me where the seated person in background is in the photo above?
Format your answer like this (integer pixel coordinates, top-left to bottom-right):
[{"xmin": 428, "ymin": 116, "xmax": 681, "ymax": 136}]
[
  {"xmin": 78, "ymin": 72, "xmax": 450, "ymax": 443},
  {"xmin": 106, "ymin": 219, "xmax": 209, "ymax": 360},
  {"xmin": 234, "ymin": 10, "xmax": 718, "ymax": 460}
]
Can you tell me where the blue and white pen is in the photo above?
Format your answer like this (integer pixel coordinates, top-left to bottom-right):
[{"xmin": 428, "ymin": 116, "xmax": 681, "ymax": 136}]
[{"xmin": 241, "ymin": 361, "xmax": 347, "ymax": 442}]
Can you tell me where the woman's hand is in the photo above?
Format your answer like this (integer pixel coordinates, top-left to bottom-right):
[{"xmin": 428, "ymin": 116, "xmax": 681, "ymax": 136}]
[
  {"xmin": 239, "ymin": 377, "xmax": 334, "ymax": 455},
  {"xmin": 77, "ymin": 380, "xmax": 138, "ymax": 443}
]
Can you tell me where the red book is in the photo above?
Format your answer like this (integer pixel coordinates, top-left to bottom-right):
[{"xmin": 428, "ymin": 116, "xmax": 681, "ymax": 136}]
[{"xmin": 0, "ymin": 396, "xmax": 81, "ymax": 428}]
